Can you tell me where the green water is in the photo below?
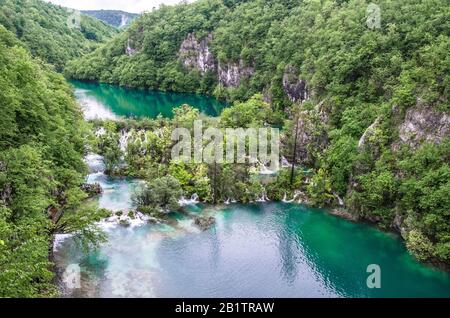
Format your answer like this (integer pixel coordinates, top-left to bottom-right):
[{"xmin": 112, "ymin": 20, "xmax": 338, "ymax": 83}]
[
  {"xmin": 71, "ymin": 80, "xmax": 227, "ymax": 120},
  {"xmin": 54, "ymin": 172, "xmax": 450, "ymax": 297}
]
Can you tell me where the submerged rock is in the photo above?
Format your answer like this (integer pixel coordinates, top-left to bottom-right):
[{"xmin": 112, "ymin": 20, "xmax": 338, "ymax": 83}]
[
  {"xmin": 329, "ymin": 208, "xmax": 358, "ymax": 221},
  {"xmin": 194, "ymin": 216, "xmax": 216, "ymax": 231}
]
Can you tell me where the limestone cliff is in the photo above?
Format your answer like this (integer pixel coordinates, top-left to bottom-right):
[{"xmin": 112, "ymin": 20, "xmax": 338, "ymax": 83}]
[
  {"xmin": 178, "ymin": 33, "xmax": 215, "ymax": 74},
  {"xmin": 282, "ymin": 65, "xmax": 310, "ymax": 102},
  {"xmin": 217, "ymin": 60, "xmax": 254, "ymax": 88},
  {"xmin": 397, "ymin": 100, "xmax": 450, "ymax": 149}
]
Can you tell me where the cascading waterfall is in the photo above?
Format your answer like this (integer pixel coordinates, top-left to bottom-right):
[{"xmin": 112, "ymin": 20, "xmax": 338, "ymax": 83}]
[
  {"xmin": 119, "ymin": 129, "xmax": 131, "ymax": 153},
  {"xmin": 259, "ymin": 161, "xmax": 277, "ymax": 175},
  {"xmin": 179, "ymin": 193, "xmax": 200, "ymax": 206},
  {"xmin": 281, "ymin": 156, "xmax": 292, "ymax": 168},
  {"xmin": 282, "ymin": 190, "xmax": 304, "ymax": 203}
]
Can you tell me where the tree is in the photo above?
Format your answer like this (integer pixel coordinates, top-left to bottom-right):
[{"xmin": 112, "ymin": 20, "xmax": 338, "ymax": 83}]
[{"xmin": 133, "ymin": 176, "xmax": 183, "ymax": 216}]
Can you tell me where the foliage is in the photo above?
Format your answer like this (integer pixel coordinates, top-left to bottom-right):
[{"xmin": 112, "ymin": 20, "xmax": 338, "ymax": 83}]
[
  {"xmin": 0, "ymin": 0, "xmax": 117, "ymax": 71},
  {"xmin": 133, "ymin": 176, "xmax": 183, "ymax": 216},
  {"xmin": 0, "ymin": 25, "xmax": 104, "ymax": 297}
]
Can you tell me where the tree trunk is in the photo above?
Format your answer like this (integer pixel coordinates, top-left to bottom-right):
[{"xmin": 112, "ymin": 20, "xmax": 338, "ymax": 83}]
[{"xmin": 290, "ymin": 113, "xmax": 300, "ymax": 185}]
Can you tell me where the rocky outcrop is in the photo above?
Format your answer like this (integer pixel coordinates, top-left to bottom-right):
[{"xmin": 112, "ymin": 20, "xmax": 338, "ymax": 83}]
[
  {"xmin": 218, "ymin": 60, "xmax": 254, "ymax": 87},
  {"xmin": 358, "ymin": 117, "xmax": 381, "ymax": 151},
  {"xmin": 397, "ymin": 101, "xmax": 450, "ymax": 149},
  {"xmin": 125, "ymin": 38, "xmax": 138, "ymax": 56},
  {"xmin": 178, "ymin": 33, "xmax": 215, "ymax": 74},
  {"xmin": 282, "ymin": 65, "xmax": 310, "ymax": 102},
  {"xmin": 178, "ymin": 33, "xmax": 255, "ymax": 87},
  {"xmin": 194, "ymin": 216, "xmax": 216, "ymax": 231},
  {"xmin": 287, "ymin": 100, "xmax": 330, "ymax": 165},
  {"xmin": 81, "ymin": 183, "xmax": 103, "ymax": 197}
]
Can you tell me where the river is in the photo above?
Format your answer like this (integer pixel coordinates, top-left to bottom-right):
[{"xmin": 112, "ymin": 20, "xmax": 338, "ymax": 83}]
[{"xmin": 53, "ymin": 82, "xmax": 450, "ymax": 298}]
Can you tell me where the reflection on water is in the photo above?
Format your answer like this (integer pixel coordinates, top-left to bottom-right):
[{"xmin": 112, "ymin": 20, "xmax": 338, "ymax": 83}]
[{"xmin": 71, "ymin": 80, "xmax": 227, "ymax": 120}]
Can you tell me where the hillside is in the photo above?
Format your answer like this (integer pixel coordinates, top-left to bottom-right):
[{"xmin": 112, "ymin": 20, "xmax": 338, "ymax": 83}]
[
  {"xmin": 0, "ymin": 24, "xmax": 107, "ymax": 297},
  {"xmin": 65, "ymin": 0, "xmax": 450, "ymax": 265},
  {"xmin": 82, "ymin": 10, "xmax": 138, "ymax": 28},
  {"xmin": 0, "ymin": 0, "xmax": 117, "ymax": 71}
]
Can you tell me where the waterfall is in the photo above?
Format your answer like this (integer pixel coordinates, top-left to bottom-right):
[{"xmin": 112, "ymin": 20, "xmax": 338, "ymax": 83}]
[
  {"xmin": 334, "ymin": 193, "xmax": 345, "ymax": 206},
  {"xmin": 95, "ymin": 127, "xmax": 106, "ymax": 137},
  {"xmin": 119, "ymin": 14, "xmax": 128, "ymax": 28},
  {"xmin": 256, "ymin": 188, "xmax": 270, "ymax": 202},
  {"xmin": 85, "ymin": 153, "xmax": 105, "ymax": 173},
  {"xmin": 282, "ymin": 190, "xmax": 303, "ymax": 203},
  {"xmin": 282, "ymin": 192, "xmax": 294, "ymax": 203},
  {"xmin": 179, "ymin": 193, "xmax": 200, "ymax": 206},
  {"xmin": 281, "ymin": 156, "xmax": 292, "ymax": 168},
  {"xmin": 119, "ymin": 129, "xmax": 131, "ymax": 153},
  {"xmin": 259, "ymin": 161, "xmax": 277, "ymax": 175}
]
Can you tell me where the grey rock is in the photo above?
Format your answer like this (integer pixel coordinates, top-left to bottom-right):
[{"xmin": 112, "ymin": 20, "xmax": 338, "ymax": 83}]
[
  {"xmin": 217, "ymin": 60, "xmax": 254, "ymax": 88},
  {"xmin": 282, "ymin": 65, "xmax": 310, "ymax": 102},
  {"xmin": 397, "ymin": 100, "xmax": 450, "ymax": 149},
  {"xmin": 194, "ymin": 216, "xmax": 216, "ymax": 231},
  {"xmin": 178, "ymin": 33, "xmax": 215, "ymax": 74}
]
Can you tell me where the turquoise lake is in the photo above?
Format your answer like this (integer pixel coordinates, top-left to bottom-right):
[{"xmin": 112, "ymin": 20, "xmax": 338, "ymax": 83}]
[{"xmin": 71, "ymin": 80, "xmax": 226, "ymax": 120}]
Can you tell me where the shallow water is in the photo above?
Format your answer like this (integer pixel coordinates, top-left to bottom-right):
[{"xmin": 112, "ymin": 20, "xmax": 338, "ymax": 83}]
[{"xmin": 71, "ymin": 80, "xmax": 227, "ymax": 120}]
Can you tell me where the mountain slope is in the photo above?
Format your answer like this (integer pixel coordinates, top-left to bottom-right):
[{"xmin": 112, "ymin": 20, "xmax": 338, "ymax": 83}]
[
  {"xmin": 0, "ymin": 0, "xmax": 117, "ymax": 70},
  {"xmin": 0, "ymin": 24, "xmax": 108, "ymax": 297},
  {"xmin": 82, "ymin": 10, "xmax": 138, "ymax": 28}
]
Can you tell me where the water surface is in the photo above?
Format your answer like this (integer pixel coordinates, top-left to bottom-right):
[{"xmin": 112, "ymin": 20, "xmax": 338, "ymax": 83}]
[{"xmin": 71, "ymin": 80, "xmax": 227, "ymax": 120}]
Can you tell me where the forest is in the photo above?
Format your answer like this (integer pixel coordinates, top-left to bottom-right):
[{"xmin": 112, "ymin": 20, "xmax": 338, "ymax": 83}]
[
  {"xmin": 0, "ymin": 0, "xmax": 449, "ymax": 297},
  {"xmin": 0, "ymin": 0, "xmax": 116, "ymax": 70}
]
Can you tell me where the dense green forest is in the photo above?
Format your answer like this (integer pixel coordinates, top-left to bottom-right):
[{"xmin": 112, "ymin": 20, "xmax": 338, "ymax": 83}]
[
  {"xmin": 66, "ymin": 0, "xmax": 450, "ymax": 266},
  {"xmin": 0, "ymin": 25, "xmax": 106, "ymax": 297},
  {"xmin": 0, "ymin": 0, "xmax": 116, "ymax": 70}
]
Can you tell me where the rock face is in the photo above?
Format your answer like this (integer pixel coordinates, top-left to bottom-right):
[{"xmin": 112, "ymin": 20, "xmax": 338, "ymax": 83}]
[
  {"xmin": 178, "ymin": 33, "xmax": 255, "ymax": 88},
  {"xmin": 217, "ymin": 60, "xmax": 254, "ymax": 87},
  {"xmin": 358, "ymin": 117, "xmax": 381, "ymax": 151},
  {"xmin": 282, "ymin": 65, "xmax": 309, "ymax": 102},
  {"xmin": 289, "ymin": 101, "xmax": 330, "ymax": 165},
  {"xmin": 125, "ymin": 38, "xmax": 137, "ymax": 56},
  {"xmin": 194, "ymin": 216, "xmax": 216, "ymax": 231},
  {"xmin": 81, "ymin": 183, "xmax": 103, "ymax": 197},
  {"xmin": 398, "ymin": 102, "xmax": 450, "ymax": 149},
  {"xmin": 178, "ymin": 33, "xmax": 215, "ymax": 74}
]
